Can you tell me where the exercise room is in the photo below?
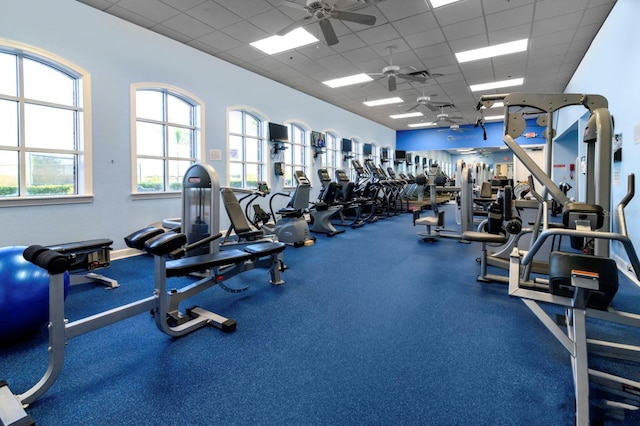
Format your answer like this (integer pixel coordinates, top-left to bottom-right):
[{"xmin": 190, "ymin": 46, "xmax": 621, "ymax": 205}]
[{"xmin": 2, "ymin": 1, "xmax": 640, "ymax": 425}]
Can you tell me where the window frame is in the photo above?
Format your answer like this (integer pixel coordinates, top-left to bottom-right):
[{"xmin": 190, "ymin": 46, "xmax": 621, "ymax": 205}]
[
  {"xmin": 283, "ymin": 121, "xmax": 310, "ymax": 189},
  {"xmin": 322, "ymin": 131, "xmax": 339, "ymax": 179},
  {"xmin": 0, "ymin": 38, "xmax": 93, "ymax": 207},
  {"xmin": 130, "ymin": 83, "xmax": 204, "ymax": 199},
  {"xmin": 226, "ymin": 106, "xmax": 268, "ymax": 190}
]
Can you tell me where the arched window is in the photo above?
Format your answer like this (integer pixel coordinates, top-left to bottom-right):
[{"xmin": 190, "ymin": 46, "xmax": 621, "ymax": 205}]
[
  {"xmin": 132, "ymin": 85, "xmax": 203, "ymax": 194},
  {"xmin": 323, "ymin": 131, "xmax": 339, "ymax": 179},
  {"xmin": 0, "ymin": 43, "xmax": 92, "ymax": 205},
  {"xmin": 284, "ymin": 123, "xmax": 308, "ymax": 187},
  {"xmin": 228, "ymin": 109, "xmax": 266, "ymax": 188}
]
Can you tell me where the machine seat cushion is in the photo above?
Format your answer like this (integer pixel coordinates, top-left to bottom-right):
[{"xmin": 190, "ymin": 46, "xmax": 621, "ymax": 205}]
[
  {"xmin": 47, "ymin": 239, "xmax": 113, "ymax": 253},
  {"xmin": 244, "ymin": 241, "xmax": 286, "ymax": 256},
  {"xmin": 548, "ymin": 251, "xmax": 618, "ymax": 310},
  {"xmin": 461, "ymin": 231, "xmax": 509, "ymax": 244},
  {"xmin": 144, "ymin": 232, "xmax": 187, "ymax": 256},
  {"xmin": 562, "ymin": 202, "xmax": 604, "ymax": 229},
  {"xmin": 125, "ymin": 227, "xmax": 165, "ymax": 250},
  {"xmin": 165, "ymin": 249, "xmax": 252, "ymax": 278}
]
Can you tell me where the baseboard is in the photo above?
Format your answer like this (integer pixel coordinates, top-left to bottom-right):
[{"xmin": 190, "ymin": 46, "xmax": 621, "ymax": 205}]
[{"xmin": 111, "ymin": 247, "xmax": 144, "ymax": 261}]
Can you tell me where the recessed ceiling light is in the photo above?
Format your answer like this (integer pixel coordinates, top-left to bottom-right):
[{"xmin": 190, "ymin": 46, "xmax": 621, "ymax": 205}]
[
  {"xmin": 363, "ymin": 97, "xmax": 403, "ymax": 107},
  {"xmin": 455, "ymin": 39, "xmax": 528, "ymax": 63},
  {"xmin": 250, "ymin": 27, "xmax": 318, "ymax": 55},
  {"xmin": 390, "ymin": 112, "xmax": 423, "ymax": 119},
  {"xmin": 430, "ymin": 0, "xmax": 462, "ymax": 8},
  {"xmin": 470, "ymin": 78, "xmax": 524, "ymax": 92},
  {"xmin": 407, "ymin": 121, "xmax": 436, "ymax": 128},
  {"xmin": 323, "ymin": 73, "xmax": 373, "ymax": 88}
]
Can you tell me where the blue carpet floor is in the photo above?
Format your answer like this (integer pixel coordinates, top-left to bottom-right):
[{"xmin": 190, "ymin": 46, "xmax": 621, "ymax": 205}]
[{"xmin": 2, "ymin": 202, "xmax": 640, "ymax": 425}]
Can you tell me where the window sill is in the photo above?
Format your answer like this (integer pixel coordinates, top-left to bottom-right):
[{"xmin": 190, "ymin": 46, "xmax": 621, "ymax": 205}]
[
  {"xmin": 131, "ymin": 191, "xmax": 182, "ymax": 200},
  {"xmin": 0, "ymin": 195, "xmax": 94, "ymax": 208}
]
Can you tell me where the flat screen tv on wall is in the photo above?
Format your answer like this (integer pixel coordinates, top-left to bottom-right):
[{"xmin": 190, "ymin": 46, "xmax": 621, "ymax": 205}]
[
  {"xmin": 268, "ymin": 122, "xmax": 289, "ymax": 142},
  {"xmin": 311, "ymin": 131, "xmax": 326, "ymax": 148},
  {"xmin": 342, "ymin": 138, "xmax": 352, "ymax": 152},
  {"xmin": 363, "ymin": 143, "xmax": 372, "ymax": 156}
]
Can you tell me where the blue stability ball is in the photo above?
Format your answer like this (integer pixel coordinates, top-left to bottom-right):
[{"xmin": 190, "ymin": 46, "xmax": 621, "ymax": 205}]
[{"xmin": 0, "ymin": 246, "xmax": 70, "ymax": 342}]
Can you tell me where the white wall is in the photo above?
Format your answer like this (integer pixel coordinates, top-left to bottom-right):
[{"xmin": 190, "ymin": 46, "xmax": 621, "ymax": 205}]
[
  {"xmin": 0, "ymin": 0, "xmax": 395, "ymax": 250},
  {"xmin": 555, "ymin": 0, "xmax": 640, "ymax": 267}
]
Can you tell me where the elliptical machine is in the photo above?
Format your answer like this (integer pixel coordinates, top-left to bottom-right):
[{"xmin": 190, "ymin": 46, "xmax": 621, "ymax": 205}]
[{"xmin": 252, "ymin": 171, "xmax": 315, "ymax": 247}]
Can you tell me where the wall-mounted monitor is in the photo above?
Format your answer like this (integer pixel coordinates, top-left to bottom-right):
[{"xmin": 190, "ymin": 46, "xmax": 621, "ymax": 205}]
[
  {"xmin": 363, "ymin": 143, "xmax": 373, "ymax": 156},
  {"xmin": 311, "ymin": 131, "xmax": 326, "ymax": 148},
  {"xmin": 381, "ymin": 147, "xmax": 389, "ymax": 160},
  {"xmin": 268, "ymin": 122, "xmax": 289, "ymax": 143},
  {"xmin": 395, "ymin": 150, "xmax": 406, "ymax": 160},
  {"xmin": 341, "ymin": 138, "xmax": 352, "ymax": 152}
]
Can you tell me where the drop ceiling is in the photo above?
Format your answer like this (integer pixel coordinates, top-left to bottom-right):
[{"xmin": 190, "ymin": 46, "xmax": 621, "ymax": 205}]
[{"xmin": 76, "ymin": 0, "xmax": 616, "ymax": 130}]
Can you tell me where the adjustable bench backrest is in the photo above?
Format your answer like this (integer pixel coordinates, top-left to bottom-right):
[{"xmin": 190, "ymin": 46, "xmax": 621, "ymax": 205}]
[{"xmin": 221, "ymin": 187, "xmax": 263, "ymax": 240}]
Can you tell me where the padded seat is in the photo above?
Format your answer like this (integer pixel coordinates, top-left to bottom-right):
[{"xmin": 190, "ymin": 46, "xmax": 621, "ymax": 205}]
[
  {"xmin": 244, "ymin": 241, "xmax": 286, "ymax": 256},
  {"xmin": 125, "ymin": 227, "xmax": 165, "ymax": 250},
  {"xmin": 548, "ymin": 251, "xmax": 618, "ymax": 310},
  {"xmin": 48, "ymin": 239, "xmax": 113, "ymax": 253},
  {"xmin": 165, "ymin": 249, "xmax": 252, "ymax": 278}
]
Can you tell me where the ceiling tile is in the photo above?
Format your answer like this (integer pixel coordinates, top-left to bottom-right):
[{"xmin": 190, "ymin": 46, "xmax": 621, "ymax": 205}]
[
  {"xmin": 219, "ymin": 21, "xmax": 269, "ymax": 44},
  {"xmin": 376, "ymin": 0, "xmax": 430, "ymax": 21},
  {"xmin": 160, "ymin": 0, "xmax": 207, "ymax": 12},
  {"xmin": 115, "ymin": 0, "xmax": 179, "ymax": 23},
  {"xmin": 441, "ymin": 17, "xmax": 487, "ymax": 41},
  {"xmin": 212, "ymin": 0, "xmax": 273, "ymax": 19},
  {"xmin": 105, "ymin": 5, "xmax": 157, "ymax": 28},
  {"xmin": 161, "ymin": 13, "xmax": 214, "ymax": 39},
  {"xmin": 185, "ymin": 1, "xmax": 242, "ymax": 29},
  {"xmin": 196, "ymin": 31, "xmax": 244, "ymax": 52},
  {"xmin": 356, "ymin": 23, "xmax": 401, "ymax": 46}
]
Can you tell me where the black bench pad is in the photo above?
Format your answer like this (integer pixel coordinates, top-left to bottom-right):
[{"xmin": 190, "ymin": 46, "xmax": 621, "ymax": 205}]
[
  {"xmin": 125, "ymin": 227, "xmax": 165, "ymax": 250},
  {"xmin": 244, "ymin": 242, "xmax": 286, "ymax": 256},
  {"xmin": 48, "ymin": 239, "xmax": 113, "ymax": 253},
  {"xmin": 165, "ymin": 249, "xmax": 252, "ymax": 278}
]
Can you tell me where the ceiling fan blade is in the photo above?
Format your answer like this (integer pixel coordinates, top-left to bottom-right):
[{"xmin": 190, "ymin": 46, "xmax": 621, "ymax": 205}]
[
  {"xmin": 279, "ymin": 1, "xmax": 308, "ymax": 11},
  {"xmin": 388, "ymin": 75, "xmax": 397, "ymax": 91},
  {"xmin": 425, "ymin": 103, "xmax": 438, "ymax": 112},
  {"xmin": 406, "ymin": 104, "xmax": 420, "ymax": 112},
  {"xmin": 398, "ymin": 73, "xmax": 426, "ymax": 83},
  {"xmin": 332, "ymin": 10, "xmax": 376, "ymax": 26},
  {"xmin": 318, "ymin": 19, "xmax": 339, "ymax": 46},
  {"xmin": 276, "ymin": 16, "xmax": 313, "ymax": 36}
]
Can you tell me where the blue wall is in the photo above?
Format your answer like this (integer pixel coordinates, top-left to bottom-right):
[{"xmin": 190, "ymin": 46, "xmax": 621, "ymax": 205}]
[{"xmin": 396, "ymin": 120, "xmax": 546, "ymax": 152}]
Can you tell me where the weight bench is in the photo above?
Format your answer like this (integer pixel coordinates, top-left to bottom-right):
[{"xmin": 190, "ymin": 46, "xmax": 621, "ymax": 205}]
[
  {"xmin": 125, "ymin": 227, "xmax": 287, "ymax": 332},
  {"xmin": 47, "ymin": 238, "xmax": 118, "ymax": 288}
]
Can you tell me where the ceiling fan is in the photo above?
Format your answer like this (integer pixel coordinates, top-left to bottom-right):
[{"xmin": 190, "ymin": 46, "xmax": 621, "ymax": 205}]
[
  {"xmin": 433, "ymin": 105, "xmax": 463, "ymax": 126},
  {"xmin": 277, "ymin": 1, "xmax": 380, "ymax": 46},
  {"xmin": 366, "ymin": 46, "xmax": 426, "ymax": 91},
  {"xmin": 438, "ymin": 124, "xmax": 468, "ymax": 133},
  {"xmin": 406, "ymin": 85, "xmax": 453, "ymax": 112}
]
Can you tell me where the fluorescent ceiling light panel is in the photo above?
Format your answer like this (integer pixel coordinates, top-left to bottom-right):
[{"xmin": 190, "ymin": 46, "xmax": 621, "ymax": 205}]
[
  {"xmin": 323, "ymin": 73, "xmax": 373, "ymax": 88},
  {"xmin": 430, "ymin": 0, "xmax": 462, "ymax": 8},
  {"xmin": 470, "ymin": 78, "xmax": 524, "ymax": 92},
  {"xmin": 250, "ymin": 28, "xmax": 318, "ymax": 55},
  {"xmin": 363, "ymin": 97, "xmax": 403, "ymax": 107},
  {"xmin": 455, "ymin": 39, "xmax": 528, "ymax": 63},
  {"xmin": 407, "ymin": 122, "xmax": 436, "ymax": 128},
  {"xmin": 390, "ymin": 112, "xmax": 423, "ymax": 119},
  {"xmin": 483, "ymin": 115, "xmax": 504, "ymax": 121},
  {"xmin": 482, "ymin": 101, "xmax": 504, "ymax": 109}
]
